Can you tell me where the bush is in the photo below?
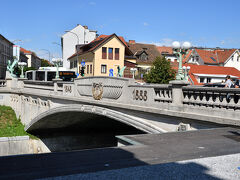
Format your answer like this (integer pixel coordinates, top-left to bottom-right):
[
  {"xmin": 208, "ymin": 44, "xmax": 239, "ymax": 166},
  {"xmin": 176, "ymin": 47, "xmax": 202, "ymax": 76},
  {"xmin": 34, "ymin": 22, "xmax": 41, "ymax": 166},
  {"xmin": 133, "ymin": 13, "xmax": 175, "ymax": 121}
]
[{"xmin": 144, "ymin": 56, "xmax": 176, "ymax": 84}]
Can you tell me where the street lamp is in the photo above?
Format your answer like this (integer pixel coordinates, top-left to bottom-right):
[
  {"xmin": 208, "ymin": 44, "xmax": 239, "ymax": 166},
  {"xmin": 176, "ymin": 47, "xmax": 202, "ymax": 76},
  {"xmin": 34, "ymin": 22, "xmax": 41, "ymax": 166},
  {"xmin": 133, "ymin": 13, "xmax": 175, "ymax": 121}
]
[
  {"xmin": 40, "ymin": 49, "xmax": 51, "ymax": 62},
  {"xmin": 130, "ymin": 68, "xmax": 137, "ymax": 79},
  {"xmin": 172, "ymin": 41, "xmax": 192, "ymax": 80},
  {"xmin": 52, "ymin": 58, "xmax": 62, "ymax": 79},
  {"xmin": 18, "ymin": 62, "xmax": 27, "ymax": 78},
  {"xmin": 52, "ymin": 42, "xmax": 61, "ymax": 46},
  {"xmin": 65, "ymin": 31, "xmax": 80, "ymax": 72},
  {"xmin": 12, "ymin": 39, "xmax": 23, "ymax": 44}
]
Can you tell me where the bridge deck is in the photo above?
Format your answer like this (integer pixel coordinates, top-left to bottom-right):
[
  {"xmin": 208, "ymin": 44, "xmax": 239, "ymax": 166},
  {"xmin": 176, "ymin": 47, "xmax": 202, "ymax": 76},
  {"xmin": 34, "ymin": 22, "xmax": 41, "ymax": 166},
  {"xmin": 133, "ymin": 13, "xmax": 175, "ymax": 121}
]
[{"xmin": 0, "ymin": 127, "xmax": 240, "ymax": 179}]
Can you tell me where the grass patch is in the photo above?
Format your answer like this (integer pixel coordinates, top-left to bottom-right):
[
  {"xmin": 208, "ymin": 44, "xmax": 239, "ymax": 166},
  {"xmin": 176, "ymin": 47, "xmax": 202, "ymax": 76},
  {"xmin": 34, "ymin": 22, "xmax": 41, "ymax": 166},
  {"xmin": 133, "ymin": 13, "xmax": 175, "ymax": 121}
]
[{"xmin": 0, "ymin": 105, "xmax": 37, "ymax": 139}]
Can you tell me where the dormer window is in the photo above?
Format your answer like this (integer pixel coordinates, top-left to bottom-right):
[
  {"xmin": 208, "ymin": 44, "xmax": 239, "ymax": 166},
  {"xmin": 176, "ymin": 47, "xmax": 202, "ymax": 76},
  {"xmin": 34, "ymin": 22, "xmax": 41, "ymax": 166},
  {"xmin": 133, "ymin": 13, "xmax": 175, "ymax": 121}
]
[
  {"xmin": 232, "ymin": 56, "xmax": 234, "ymax": 61},
  {"xmin": 140, "ymin": 53, "xmax": 148, "ymax": 61}
]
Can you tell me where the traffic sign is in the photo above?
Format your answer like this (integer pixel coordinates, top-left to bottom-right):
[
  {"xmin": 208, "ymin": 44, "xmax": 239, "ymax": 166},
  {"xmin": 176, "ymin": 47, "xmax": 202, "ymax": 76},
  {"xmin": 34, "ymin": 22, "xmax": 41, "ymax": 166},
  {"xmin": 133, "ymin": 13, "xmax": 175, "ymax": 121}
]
[{"xmin": 81, "ymin": 61, "xmax": 85, "ymax": 66}]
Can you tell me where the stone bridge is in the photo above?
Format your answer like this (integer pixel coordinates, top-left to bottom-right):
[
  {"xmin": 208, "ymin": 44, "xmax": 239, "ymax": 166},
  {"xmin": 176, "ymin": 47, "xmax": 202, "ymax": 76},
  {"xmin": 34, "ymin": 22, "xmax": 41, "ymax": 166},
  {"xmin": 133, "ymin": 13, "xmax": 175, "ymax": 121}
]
[{"xmin": 0, "ymin": 76, "xmax": 240, "ymax": 134}]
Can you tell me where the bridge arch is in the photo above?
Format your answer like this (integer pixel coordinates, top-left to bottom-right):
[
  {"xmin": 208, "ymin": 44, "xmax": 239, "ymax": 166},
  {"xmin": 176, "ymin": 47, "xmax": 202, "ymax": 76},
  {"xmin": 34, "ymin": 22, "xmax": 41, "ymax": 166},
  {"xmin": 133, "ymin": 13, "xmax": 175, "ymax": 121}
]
[{"xmin": 25, "ymin": 104, "xmax": 165, "ymax": 134}]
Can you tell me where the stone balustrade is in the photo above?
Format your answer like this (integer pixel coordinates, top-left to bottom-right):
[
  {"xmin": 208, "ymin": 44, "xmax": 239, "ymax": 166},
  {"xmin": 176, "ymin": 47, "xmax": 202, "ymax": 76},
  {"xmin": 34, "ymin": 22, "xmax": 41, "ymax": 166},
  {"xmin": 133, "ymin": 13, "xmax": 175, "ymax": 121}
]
[
  {"xmin": 2, "ymin": 76, "xmax": 240, "ymax": 128},
  {"xmin": 183, "ymin": 86, "xmax": 240, "ymax": 110},
  {"xmin": 3, "ymin": 77, "xmax": 240, "ymax": 111}
]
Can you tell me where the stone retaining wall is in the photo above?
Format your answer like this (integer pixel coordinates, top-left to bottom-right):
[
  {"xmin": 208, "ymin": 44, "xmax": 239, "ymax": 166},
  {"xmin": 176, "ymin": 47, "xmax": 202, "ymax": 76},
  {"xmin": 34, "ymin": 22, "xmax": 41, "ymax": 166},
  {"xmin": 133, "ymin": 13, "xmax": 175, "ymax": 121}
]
[{"xmin": 0, "ymin": 136, "xmax": 50, "ymax": 156}]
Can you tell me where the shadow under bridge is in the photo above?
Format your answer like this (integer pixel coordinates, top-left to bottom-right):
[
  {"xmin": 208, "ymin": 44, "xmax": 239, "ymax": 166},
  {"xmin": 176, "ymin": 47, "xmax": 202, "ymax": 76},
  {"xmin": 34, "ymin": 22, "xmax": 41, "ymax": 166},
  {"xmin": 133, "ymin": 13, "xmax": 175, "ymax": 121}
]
[{"xmin": 25, "ymin": 104, "xmax": 163, "ymax": 151}]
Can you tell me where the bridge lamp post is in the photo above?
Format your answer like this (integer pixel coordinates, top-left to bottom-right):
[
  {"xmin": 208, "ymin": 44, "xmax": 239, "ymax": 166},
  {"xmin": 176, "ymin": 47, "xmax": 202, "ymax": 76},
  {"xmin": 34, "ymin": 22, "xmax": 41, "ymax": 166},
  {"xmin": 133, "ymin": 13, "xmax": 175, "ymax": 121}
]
[
  {"xmin": 40, "ymin": 49, "xmax": 51, "ymax": 62},
  {"xmin": 182, "ymin": 66, "xmax": 190, "ymax": 81},
  {"xmin": 172, "ymin": 41, "xmax": 191, "ymax": 80},
  {"xmin": 65, "ymin": 31, "xmax": 80, "ymax": 72},
  {"xmin": 52, "ymin": 58, "xmax": 62, "ymax": 79},
  {"xmin": 130, "ymin": 68, "xmax": 137, "ymax": 79},
  {"xmin": 18, "ymin": 62, "xmax": 27, "ymax": 78}
]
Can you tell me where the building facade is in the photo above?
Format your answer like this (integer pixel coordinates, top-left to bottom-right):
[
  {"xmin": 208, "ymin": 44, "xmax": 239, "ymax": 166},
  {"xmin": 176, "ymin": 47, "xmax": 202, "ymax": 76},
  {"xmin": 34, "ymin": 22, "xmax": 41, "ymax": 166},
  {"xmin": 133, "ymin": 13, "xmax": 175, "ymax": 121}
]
[
  {"xmin": 0, "ymin": 34, "xmax": 13, "ymax": 79},
  {"xmin": 183, "ymin": 64, "xmax": 240, "ymax": 85},
  {"xmin": 20, "ymin": 48, "xmax": 41, "ymax": 69},
  {"xmin": 68, "ymin": 34, "xmax": 134, "ymax": 77},
  {"xmin": 157, "ymin": 46, "xmax": 177, "ymax": 62},
  {"xmin": 184, "ymin": 48, "xmax": 240, "ymax": 70},
  {"xmin": 127, "ymin": 40, "xmax": 161, "ymax": 79},
  {"xmin": 61, "ymin": 24, "xmax": 97, "ymax": 69}
]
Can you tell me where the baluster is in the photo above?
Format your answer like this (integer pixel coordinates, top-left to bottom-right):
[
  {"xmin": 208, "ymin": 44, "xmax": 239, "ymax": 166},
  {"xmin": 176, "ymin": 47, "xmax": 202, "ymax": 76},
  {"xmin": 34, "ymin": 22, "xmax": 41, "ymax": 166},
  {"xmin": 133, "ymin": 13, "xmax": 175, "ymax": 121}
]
[
  {"xmin": 213, "ymin": 92, "xmax": 221, "ymax": 108},
  {"xmin": 228, "ymin": 92, "xmax": 236, "ymax": 110},
  {"xmin": 207, "ymin": 92, "xmax": 214, "ymax": 107},
  {"xmin": 200, "ymin": 91, "xmax": 208, "ymax": 108}
]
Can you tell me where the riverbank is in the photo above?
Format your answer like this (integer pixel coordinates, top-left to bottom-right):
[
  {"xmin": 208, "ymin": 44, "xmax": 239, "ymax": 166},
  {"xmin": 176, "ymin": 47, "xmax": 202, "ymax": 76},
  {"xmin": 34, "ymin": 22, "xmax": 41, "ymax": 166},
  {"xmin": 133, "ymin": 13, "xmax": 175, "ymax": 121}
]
[
  {"xmin": 0, "ymin": 105, "xmax": 36, "ymax": 139},
  {"xmin": 0, "ymin": 105, "xmax": 50, "ymax": 156}
]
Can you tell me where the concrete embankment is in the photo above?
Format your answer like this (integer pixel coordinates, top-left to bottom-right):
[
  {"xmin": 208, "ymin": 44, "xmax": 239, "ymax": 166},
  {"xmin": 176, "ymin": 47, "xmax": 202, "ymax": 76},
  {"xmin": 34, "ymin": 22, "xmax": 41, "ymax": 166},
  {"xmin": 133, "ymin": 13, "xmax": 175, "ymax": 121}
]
[{"xmin": 0, "ymin": 136, "xmax": 50, "ymax": 156}]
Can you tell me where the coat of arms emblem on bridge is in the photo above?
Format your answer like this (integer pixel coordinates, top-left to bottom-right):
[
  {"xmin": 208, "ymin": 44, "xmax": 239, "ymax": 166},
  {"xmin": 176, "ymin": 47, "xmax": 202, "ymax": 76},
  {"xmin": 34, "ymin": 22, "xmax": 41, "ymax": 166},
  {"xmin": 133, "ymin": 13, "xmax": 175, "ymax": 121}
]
[{"xmin": 92, "ymin": 83, "xmax": 103, "ymax": 100}]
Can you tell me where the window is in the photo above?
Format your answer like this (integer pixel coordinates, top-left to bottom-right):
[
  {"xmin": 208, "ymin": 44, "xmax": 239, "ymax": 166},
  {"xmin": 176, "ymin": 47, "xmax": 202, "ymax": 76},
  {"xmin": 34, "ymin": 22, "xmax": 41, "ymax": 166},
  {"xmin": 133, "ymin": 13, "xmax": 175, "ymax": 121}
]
[
  {"xmin": 102, "ymin": 47, "xmax": 107, "ymax": 59},
  {"xmin": 90, "ymin": 64, "xmax": 92, "ymax": 73},
  {"xmin": 87, "ymin": 65, "xmax": 89, "ymax": 74},
  {"xmin": 101, "ymin": 65, "xmax": 107, "ymax": 74},
  {"xmin": 192, "ymin": 56, "xmax": 195, "ymax": 62},
  {"xmin": 207, "ymin": 78, "xmax": 211, "ymax": 83},
  {"xmin": 196, "ymin": 56, "xmax": 199, "ymax": 61},
  {"xmin": 140, "ymin": 53, "xmax": 148, "ymax": 60},
  {"xmin": 237, "ymin": 56, "xmax": 239, "ymax": 61},
  {"xmin": 108, "ymin": 48, "xmax": 113, "ymax": 60},
  {"xmin": 70, "ymin": 62, "xmax": 73, "ymax": 69},
  {"xmin": 200, "ymin": 77, "xmax": 205, "ymax": 83},
  {"xmin": 232, "ymin": 56, "xmax": 234, "ymax": 61},
  {"xmin": 74, "ymin": 60, "xmax": 77, "ymax": 67},
  {"xmin": 115, "ymin": 48, "xmax": 119, "ymax": 60}
]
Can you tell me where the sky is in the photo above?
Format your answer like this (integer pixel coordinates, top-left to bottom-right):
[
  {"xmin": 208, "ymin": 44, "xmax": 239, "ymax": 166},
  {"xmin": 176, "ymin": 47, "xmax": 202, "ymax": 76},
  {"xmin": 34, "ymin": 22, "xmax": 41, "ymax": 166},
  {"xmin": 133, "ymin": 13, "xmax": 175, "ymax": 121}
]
[{"xmin": 0, "ymin": 0, "xmax": 239, "ymax": 60}]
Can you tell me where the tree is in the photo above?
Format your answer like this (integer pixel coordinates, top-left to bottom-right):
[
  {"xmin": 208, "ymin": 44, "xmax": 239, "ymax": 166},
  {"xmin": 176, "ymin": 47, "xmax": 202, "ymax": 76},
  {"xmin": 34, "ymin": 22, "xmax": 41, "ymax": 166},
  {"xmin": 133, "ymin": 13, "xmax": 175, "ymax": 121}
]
[
  {"xmin": 14, "ymin": 66, "xmax": 37, "ymax": 77},
  {"xmin": 41, "ymin": 59, "xmax": 53, "ymax": 67},
  {"xmin": 144, "ymin": 56, "xmax": 176, "ymax": 84}
]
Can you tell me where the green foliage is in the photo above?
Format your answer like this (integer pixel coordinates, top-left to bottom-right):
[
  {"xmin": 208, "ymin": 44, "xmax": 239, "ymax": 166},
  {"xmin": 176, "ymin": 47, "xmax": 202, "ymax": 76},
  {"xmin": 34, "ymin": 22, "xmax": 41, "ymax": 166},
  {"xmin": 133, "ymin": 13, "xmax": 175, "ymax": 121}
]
[
  {"xmin": 144, "ymin": 56, "xmax": 176, "ymax": 84},
  {"xmin": 14, "ymin": 66, "xmax": 37, "ymax": 77},
  {"xmin": 0, "ymin": 106, "xmax": 37, "ymax": 139},
  {"xmin": 41, "ymin": 59, "xmax": 53, "ymax": 67}
]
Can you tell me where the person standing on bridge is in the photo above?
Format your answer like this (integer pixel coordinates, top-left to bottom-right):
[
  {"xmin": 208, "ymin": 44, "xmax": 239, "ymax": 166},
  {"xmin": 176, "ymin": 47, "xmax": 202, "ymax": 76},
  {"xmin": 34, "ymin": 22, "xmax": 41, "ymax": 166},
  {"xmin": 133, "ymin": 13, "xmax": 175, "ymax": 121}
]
[
  {"xmin": 225, "ymin": 75, "xmax": 234, "ymax": 88},
  {"xmin": 225, "ymin": 75, "xmax": 234, "ymax": 101}
]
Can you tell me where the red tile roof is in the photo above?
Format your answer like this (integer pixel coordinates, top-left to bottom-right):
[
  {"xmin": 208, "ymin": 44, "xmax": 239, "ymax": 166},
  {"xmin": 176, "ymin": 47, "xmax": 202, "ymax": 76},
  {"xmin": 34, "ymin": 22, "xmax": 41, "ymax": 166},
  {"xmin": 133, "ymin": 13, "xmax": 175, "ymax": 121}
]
[
  {"xmin": 195, "ymin": 49, "xmax": 236, "ymax": 64},
  {"xmin": 183, "ymin": 50, "xmax": 192, "ymax": 63},
  {"xmin": 92, "ymin": 34, "xmax": 128, "ymax": 46},
  {"xmin": 183, "ymin": 64, "xmax": 240, "ymax": 85},
  {"xmin": 20, "ymin": 47, "xmax": 32, "ymax": 54},
  {"xmin": 68, "ymin": 33, "xmax": 131, "ymax": 59},
  {"xmin": 156, "ymin": 46, "xmax": 173, "ymax": 55}
]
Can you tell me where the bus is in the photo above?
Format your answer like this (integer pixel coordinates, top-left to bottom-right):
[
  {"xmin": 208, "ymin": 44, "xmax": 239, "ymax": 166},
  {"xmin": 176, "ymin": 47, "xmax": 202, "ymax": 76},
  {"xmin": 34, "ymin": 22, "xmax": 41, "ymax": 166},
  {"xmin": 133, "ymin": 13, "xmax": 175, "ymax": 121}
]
[{"xmin": 25, "ymin": 67, "xmax": 76, "ymax": 81}]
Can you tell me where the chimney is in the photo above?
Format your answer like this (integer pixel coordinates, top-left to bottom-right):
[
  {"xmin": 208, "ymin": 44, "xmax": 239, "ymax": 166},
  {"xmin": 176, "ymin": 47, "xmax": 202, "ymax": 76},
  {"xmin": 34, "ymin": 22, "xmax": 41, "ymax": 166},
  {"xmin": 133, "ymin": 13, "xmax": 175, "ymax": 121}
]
[
  {"xmin": 129, "ymin": 40, "xmax": 135, "ymax": 44},
  {"xmin": 83, "ymin": 25, "xmax": 88, "ymax": 29}
]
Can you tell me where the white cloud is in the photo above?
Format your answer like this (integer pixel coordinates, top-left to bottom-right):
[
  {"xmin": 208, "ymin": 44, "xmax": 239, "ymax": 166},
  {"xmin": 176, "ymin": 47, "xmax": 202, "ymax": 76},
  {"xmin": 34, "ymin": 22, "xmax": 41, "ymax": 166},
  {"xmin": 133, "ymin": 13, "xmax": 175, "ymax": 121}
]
[
  {"xmin": 89, "ymin": 1, "xmax": 96, "ymax": 5},
  {"xmin": 143, "ymin": 22, "xmax": 149, "ymax": 26}
]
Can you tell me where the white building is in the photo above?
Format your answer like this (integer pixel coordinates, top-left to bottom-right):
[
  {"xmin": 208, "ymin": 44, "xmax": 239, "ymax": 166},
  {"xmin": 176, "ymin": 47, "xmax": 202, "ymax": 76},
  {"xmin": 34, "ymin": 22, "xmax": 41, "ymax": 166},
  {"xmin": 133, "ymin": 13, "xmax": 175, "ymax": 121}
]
[
  {"xmin": 184, "ymin": 64, "xmax": 240, "ymax": 85},
  {"xmin": 61, "ymin": 24, "xmax": 97, "ymax": 70},
  {"xmin": 184, "ymin": 48, "xmax": 240, "ymax": 70},
  {"xmin": 20, "ymin": 48, "xmax": 41, "ymax": 69}
]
